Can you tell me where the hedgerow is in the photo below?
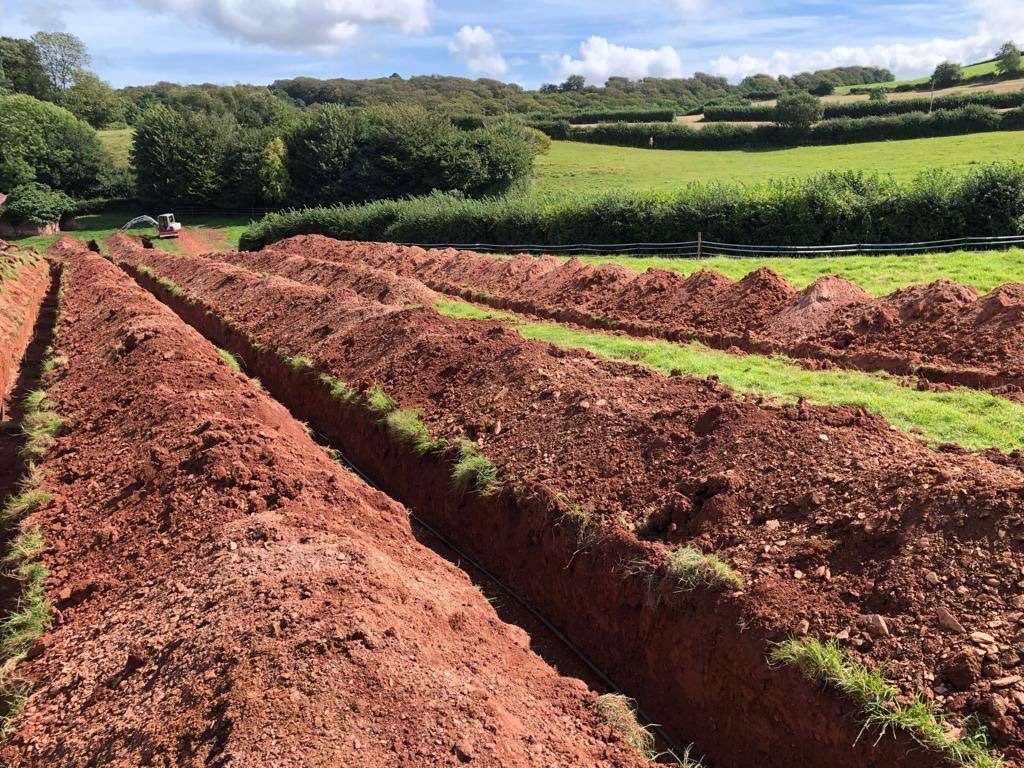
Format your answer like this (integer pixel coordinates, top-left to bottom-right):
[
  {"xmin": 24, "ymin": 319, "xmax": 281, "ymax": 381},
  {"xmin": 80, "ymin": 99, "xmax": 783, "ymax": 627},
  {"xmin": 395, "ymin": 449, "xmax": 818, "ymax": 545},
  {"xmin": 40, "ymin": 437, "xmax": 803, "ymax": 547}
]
[
  {"xmin": 239, "ymin": 163, "xmax": 1024, "ymax": 251},
  {"xmin": 566, "ymin": 109, "xmax": 675, "ymax": 124},
  {"xmin": 564, "ymin": 105, "xmax": 1017, "ymax": 150},
  {"xmin": 703, "ymin": 89, "xmax": 1024, "ymax": 122}
]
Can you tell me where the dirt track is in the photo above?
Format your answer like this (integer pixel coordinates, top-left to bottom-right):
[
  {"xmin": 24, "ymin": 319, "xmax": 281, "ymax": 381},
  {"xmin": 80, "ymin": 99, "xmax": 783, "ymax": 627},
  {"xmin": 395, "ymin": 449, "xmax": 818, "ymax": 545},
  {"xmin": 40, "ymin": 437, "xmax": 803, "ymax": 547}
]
[
  {"xmin": 263, "ymin": 237, "xmax": 1024, "ymax": 396},
  {"xmin": 4, "ymin": 238, "xmax": 649, "ymax": 767},
  {"xmin": 109, "ymin": 234, "xmax": 1024, "ymax": 767}
]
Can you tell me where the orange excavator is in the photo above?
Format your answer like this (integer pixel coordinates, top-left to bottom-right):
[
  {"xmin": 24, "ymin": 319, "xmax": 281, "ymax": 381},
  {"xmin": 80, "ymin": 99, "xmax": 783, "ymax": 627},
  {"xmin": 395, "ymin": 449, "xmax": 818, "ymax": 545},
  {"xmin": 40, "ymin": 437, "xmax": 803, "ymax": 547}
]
[{"xmin": 121, "ymin": 213, "xmax": 182, "ymax": 239}]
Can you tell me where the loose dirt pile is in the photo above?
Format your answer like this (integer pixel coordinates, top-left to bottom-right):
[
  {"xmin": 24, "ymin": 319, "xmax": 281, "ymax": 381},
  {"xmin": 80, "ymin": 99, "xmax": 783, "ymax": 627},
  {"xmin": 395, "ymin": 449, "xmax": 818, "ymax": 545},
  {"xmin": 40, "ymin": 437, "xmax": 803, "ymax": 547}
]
[
  {"xmin": 271, "ymin": 236, "xmax": 1024, "ymax": 395},
  {"xmin": 111, "ymin": 235, "xmax": 1024, "ymax": 766},
  {"xmin": 6, "ymin": 238, "xmax": 647, "ymax": 767}
]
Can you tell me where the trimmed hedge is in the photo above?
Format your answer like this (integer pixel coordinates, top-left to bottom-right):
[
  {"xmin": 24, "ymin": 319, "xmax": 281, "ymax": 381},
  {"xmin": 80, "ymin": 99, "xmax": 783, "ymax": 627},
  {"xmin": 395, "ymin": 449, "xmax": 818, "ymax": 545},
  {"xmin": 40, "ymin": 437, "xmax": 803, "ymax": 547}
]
[
  {"xmin": 703, "ymin": 89, "xmax": 1024, "ymax": 122},
  {"xmin": 240, "ymin": 163, "xmax": 1024, "ymax": 251},
  {"xmin": 567, "ymin": 109, "xmax": 675, "ymax": 124},
  {"xmin": 565, "ymin": 105, "xmax": 1020, "ymax": 150}
]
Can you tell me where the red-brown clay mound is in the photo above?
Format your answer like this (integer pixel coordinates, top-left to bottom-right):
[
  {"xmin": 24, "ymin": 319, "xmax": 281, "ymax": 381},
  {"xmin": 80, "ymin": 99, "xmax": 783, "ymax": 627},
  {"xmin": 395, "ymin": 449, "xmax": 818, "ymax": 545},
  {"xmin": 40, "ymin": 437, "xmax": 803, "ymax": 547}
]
[
  {"xmin": 768, "ymin": 275, "xmax": 873, "ymax": 339},
  {"xmin": 6, "ymin": 239, "xmax": 647, "ymax": 768},
  {"xmin": 221, "ymin": 249, "xmax": 440, "ymax": 307},
  {"xmin": 298, "ymin": 239, "xmax": 1024, "ymax": 393},
  {"xmin": 110, "ymin": 237, "xmax": 1024, "ymax": 764},
  {"xmin": 692, "ymin": 267, "xmax": 798, "ymax": 337}
]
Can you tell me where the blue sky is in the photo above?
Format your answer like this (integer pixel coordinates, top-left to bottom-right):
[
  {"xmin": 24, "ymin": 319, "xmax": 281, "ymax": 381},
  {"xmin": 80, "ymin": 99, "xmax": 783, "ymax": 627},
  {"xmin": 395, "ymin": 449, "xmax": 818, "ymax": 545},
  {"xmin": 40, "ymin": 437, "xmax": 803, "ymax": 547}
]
[{"xmin": 1, "ymin": 0, "xmax": 1020, "ymax": 88}]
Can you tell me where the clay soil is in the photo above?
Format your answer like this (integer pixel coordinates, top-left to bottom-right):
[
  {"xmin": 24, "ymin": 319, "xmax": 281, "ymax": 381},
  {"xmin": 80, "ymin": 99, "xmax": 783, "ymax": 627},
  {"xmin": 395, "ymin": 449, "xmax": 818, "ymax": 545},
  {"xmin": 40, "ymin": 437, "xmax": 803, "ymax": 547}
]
[
  {"xmin": 5, "ymin": 238, "xmax": 648, "ymax": 767},
  {"xmin": 266, "ymin": 237, "xmax": 1024, "ymax": 396},
  {"xmin": 110, "ymin": 234, "xmax": 1024, "ymax": 765}
]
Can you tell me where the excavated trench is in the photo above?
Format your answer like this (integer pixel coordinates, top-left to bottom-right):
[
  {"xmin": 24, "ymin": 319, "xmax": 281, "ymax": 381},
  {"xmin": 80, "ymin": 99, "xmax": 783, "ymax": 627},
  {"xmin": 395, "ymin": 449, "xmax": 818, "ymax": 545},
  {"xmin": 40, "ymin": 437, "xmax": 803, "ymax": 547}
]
[
  {"xmin": 111, "ymin": 239, "xmax": 975, "ymax": 768},
  {"xmin": 0, "ymin": 257, "xmax": 58, "ymax": 606},
  {"xmin": 8, "ymin": 241, "xmax": 655, "ymax": 767}
]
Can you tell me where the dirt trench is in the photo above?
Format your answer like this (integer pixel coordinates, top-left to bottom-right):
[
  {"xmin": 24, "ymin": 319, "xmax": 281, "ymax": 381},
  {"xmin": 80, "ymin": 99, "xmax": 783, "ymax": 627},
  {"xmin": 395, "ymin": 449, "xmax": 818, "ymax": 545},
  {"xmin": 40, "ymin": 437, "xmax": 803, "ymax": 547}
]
[
  {"xmin": 0, "ymin": 246, "xmax": 57, "ymax": 616},
  {"xmin": 108, "ymin": 235, "xmax": 1024, "ymax": 767},
  {"xmin": 260, "ymin": 236, "xmax": 1024, "ymax": 397},
  {"xmin": 4, "ymin": 239, "xmax": 651, "ymax": 767}
]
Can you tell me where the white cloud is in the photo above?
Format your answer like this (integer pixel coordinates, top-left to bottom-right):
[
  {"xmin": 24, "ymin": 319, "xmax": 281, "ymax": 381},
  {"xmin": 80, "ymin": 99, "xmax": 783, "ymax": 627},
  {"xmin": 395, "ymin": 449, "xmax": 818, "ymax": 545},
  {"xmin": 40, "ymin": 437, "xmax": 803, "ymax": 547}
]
[
  {"xmin": 710, "ymin": 0, "xmax": 1024, "ymax": 81},
  {"xmin": 132, "ymin": 0, "xmax": 432, "ymax": 54},
  {"xmin": 542, "ymin": 36, "xmax": 684, "ymax": 85},
  {"xmin": 448, "ymin": 25, "xmax": 507, "ymax": 76},
  {"xmin": 668, "ymin": 0, "xmax": 708, "ymax": 12}
]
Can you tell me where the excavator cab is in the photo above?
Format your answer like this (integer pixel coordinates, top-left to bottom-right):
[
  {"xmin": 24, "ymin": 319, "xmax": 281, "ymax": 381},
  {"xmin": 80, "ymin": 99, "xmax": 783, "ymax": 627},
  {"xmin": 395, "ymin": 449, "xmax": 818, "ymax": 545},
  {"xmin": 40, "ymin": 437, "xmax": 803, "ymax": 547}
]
[{"xmin": 157, "ymin": 213, "xmax": 182, "ymax": 239}]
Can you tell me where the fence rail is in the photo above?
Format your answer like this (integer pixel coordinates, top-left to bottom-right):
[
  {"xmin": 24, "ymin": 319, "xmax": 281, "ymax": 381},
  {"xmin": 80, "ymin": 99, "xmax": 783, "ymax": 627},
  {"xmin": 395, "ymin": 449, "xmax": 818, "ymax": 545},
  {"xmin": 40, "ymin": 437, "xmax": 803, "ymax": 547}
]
[{"xmin": 398, "ymin": 234, "xmax": 1024, "ymax": 259}]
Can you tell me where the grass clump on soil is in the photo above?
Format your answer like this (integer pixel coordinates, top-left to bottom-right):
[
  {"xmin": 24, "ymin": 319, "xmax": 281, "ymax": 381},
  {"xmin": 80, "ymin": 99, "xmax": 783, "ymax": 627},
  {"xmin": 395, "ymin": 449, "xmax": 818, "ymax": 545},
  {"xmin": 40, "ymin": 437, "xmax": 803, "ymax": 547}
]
[
  {"xmin": 595, "ymin": 694, "xmax": 657, "ymax": 758},
  {"xmin": 384, "ymin": 408, "xmax": 447, "ymax": 455},
  {"xmin": 0, "ymin": 487, "xmax": 51, "ymax": 529},
  {"xmin": 19, "ymin": 389, "xmax": 61, "ymax": 460},
  {"xmin": 216, "ymin": 348, "xmax": 242, "ymax": 373},
  {"xmin": 650, "ymin": 546, "xmax": 744, "ymax": 602},
  {"xmin": 366, "ymin": 385, "xmax": 398, "ymax": 415},
  {"xmin": 559, "ymin": 497, "xmax": 598, "ymax": 550},
  {"xmin": 771, "ymin": 638, "xmax": 1005, "ymax": 768},
  {"xmin": 283, "ymin": 354, "xmax": 313, "ymax": 372},
  {"xmin": 319, "ymin": 373, "xmax": 357, "ymax": 403},
  {"xmin": 434, "ymin": 299, "xmax": 1024, "ymax": 453},
  {"xmin": 452, "ymin": 439, "xmax": 499, "ymax": 496}
]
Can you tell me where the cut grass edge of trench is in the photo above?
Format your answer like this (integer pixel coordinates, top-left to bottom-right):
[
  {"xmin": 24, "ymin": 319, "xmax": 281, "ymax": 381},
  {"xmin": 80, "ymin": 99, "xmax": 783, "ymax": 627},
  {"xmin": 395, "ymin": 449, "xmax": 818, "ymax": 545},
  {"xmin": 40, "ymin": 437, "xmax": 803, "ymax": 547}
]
[
  {"xmin": 770, "ymin": 638, "xmax": 1005, "ymax": 768},
  {"xmin": 432, "ymin": 298, "xmax": 1024, "ymax": 453},
  {"xmin": 0, "ymin": 352, "xmax": 65, "ymax": 741}
]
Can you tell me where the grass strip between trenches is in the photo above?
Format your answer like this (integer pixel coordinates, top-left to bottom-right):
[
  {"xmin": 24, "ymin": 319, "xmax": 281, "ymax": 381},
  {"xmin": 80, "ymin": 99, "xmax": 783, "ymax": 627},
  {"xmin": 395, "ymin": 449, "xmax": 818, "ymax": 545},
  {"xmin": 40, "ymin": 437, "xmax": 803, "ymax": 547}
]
[
  {"xmin": 771, "ymin": 638, "xmax": 1005, "ymax": 768},
  {"xmin": 433, "ymin": 299, "xmax": 1024, "ymax": 453}
]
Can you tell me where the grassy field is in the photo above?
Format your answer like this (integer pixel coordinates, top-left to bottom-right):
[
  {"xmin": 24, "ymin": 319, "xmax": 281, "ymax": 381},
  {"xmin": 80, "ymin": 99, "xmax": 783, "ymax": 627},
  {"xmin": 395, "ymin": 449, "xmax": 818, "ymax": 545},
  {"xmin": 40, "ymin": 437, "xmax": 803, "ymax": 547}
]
[
  {"xmin": 833, "ymin": 59, "xmax": 1001, "ymax": 94},
  {"xmin": 532, "ymin": 131, "xmax": 1024, "ymax": 194},
  {"xmin": 12, "ymin": 212, "xmax": 250, "ymax": 254},
  {"xmin": 436, "ymin": 299, "xmax": 1024, "ymax": 452},
  {"xmin": 98, "ymin": 128, "xmax": 133, "ymax": 168},
  {"xmin": 577, "ymin": 248, "xmax": 1024, "ymax": 296}
]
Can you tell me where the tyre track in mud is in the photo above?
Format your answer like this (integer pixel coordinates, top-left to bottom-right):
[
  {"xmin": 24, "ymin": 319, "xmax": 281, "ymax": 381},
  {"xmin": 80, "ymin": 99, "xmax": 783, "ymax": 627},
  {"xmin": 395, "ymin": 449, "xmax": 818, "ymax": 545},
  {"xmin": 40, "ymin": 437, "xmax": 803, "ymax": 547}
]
[
  {"xmin": 3, "ymin": 238, "xmax": 648, "ymax": 768},
  {"xmin": 261, "ymin": 236, "xmax": 1024, "ymax": 398},
  {"xmin": 110, "ymin": 234, "xmax": 1024, "ymax": 768}
]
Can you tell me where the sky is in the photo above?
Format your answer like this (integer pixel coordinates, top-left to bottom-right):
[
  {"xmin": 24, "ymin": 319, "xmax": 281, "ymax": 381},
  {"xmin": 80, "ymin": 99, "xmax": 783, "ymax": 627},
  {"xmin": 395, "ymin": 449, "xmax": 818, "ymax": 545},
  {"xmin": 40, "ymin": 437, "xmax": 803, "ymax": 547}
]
[{"xmin": 1, "ymin": 0, "xmax": 1022, "ymax": 89}]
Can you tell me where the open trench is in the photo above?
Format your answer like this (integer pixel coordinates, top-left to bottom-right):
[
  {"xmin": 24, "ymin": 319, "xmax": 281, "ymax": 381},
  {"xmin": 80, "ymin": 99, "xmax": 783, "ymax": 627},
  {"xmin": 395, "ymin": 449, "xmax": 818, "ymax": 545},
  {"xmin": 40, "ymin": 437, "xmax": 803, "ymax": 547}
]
[
  {"xmin": 7, "ymin": 240, "xmax": 657, "ymax": 767},
  {"xmin": 107, "ymin": 237, "xmax": 989, "ymax": 768},
  {"xmin": 0, "ymin": 259, "xmax": 59, "ymax": 606}
]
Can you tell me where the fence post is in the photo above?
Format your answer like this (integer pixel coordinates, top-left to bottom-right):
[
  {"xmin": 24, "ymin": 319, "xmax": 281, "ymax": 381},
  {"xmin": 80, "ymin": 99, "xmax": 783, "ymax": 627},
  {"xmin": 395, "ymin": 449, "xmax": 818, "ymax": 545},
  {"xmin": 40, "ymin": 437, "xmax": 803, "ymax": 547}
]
[{"xmin": 697, "ymin": 231, "xmax": 702, "ymax": 259}]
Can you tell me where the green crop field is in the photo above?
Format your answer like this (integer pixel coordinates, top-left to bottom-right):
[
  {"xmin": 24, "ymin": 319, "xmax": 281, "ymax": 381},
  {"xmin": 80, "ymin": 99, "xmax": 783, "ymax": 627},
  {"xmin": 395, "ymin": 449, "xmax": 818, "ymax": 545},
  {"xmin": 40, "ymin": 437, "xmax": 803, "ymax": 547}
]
[
  {"xmin": 98, "ymin": 128, "xmax": 134, "ymax": 168},
  {"xmin": 532, "ymin": 131, "xmax": 1024, "ymax": 195},
  {"xmin": 577, "ymin": 248, "xmax": 1024, "ymax": 297}
]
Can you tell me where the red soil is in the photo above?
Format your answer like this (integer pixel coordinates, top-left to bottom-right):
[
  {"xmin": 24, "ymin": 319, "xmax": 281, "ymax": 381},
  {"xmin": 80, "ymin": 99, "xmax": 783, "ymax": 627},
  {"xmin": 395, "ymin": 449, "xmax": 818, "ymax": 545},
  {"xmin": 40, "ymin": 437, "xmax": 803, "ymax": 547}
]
[
  {"xmin": 278, "ymin": 237, "xmax": 1024, "ymax": 395},
  {"xmin": 5, "ymin": 238, "xmax": 647, "ymax": 767},
  {"xmin": 110, "ymin": 234, "xmax": 1024, "ymax": 765},
  {"xmin": 0, "ymin": 243, "xmax": 50, "ymax": 415}
]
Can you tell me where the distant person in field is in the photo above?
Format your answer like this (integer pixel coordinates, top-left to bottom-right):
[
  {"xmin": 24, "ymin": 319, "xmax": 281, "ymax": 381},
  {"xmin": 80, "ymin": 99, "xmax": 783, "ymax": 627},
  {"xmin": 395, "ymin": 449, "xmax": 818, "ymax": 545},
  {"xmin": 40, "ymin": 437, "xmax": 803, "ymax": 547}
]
[{"xmin": 648, "ymin": 135, "xmax": 655, "ymax": 149}]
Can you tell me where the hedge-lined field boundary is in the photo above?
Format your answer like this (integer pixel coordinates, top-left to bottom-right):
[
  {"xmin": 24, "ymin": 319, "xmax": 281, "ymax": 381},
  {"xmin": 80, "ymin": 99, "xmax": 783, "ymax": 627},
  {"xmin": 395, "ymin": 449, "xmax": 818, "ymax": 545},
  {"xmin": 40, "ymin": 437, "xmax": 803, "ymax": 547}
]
[
  {"xmin": 704, "ymin": 89, "xmax": 1024, "ymax": 121},
  {"xmin": 562, "ymin": 105, "xmax": 1024, "ymax": 150},
  {"xmin": 240, "ymin": 164, "xmax": 1024, "ymax": 252}
]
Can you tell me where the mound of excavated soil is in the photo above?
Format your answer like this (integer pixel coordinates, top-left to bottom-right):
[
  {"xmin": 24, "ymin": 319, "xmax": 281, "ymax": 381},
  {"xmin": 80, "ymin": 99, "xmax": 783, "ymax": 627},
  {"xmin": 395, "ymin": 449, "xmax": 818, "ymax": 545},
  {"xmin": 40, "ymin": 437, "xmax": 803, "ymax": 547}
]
[
  {"xmin": 112, "ymin": 236, "xmax": 1024, "ymax": 763},
  {"xmin": 6, "ymin": 239, "xmax": 646, "ymax": 767},
  {"xmin": 768, "ymin": 275, "xmax": 873, "ymax": 338},
  {"xmin": 282, "ymin": 237, "xmax": 1024, "ymax": 393}
]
